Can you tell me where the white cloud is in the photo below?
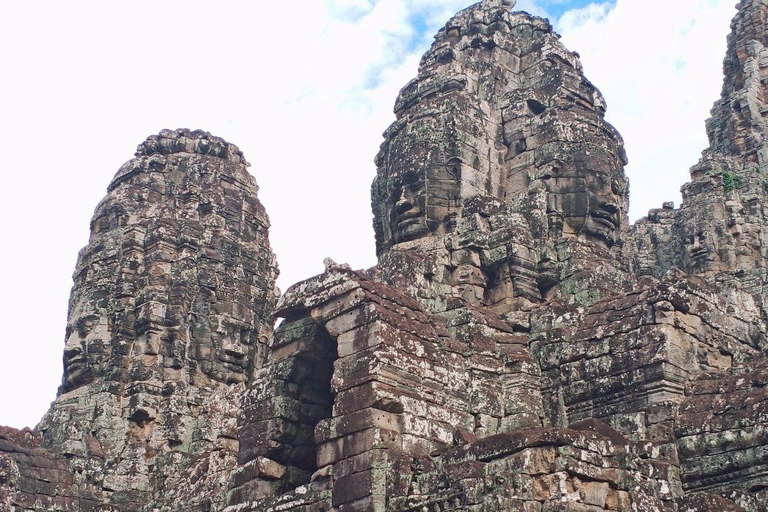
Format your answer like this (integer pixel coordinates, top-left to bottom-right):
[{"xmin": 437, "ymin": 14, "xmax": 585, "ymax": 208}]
[
  {"xmin": 0, "ymin": 0, "xmax": 735, "ymax": 428},
  {"xmin": 0, "ymin": 0, "xmax": 477, "ymax": 429},
  {"xmin": 555, "ymin": 0, "xmax": 736, "ymax": 219}
]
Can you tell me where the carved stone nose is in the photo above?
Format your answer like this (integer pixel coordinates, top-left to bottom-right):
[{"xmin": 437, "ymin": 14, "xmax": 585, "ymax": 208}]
[
  {"xmin": 64, "ymin": 344, "xmax": 82, "ymax": 360},
  {"xmin": 64, "ymin": 332, "xmax": 82, "ymax": 353},
  {"xmin": 224, "ymin": 343, "xmax": 245, "ymax": 358},
  {"xmin": 395, "ymin": 193, "xmax": 413, "ymax": 214}
]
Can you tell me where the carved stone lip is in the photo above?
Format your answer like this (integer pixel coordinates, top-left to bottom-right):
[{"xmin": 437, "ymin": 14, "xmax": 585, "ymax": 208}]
[
  {"xmin": 65, "ymin": 358, "xmax": 86, "ymax": 371},
  {"xmin": 395, "ymin": 208, "xmax": 422, "ymax": 224},
  {"xmin": 393, "ymin": 212, "xmax": 424, "ymax": 234},
  {"xmin": 689, "ymin": 247, "xmax": 712, "ymax": 260},
  {"xmin": 218, "ymin": 357, "xmax": 246, "ymax": 372},
  {"xmin": 591, "ymin": 218, "xmax": 616, "ymax": 230},
  {"xmin": 588, "ymin": 207, "xmax": 618, "ymax": 233},
  {"xmin": 590, "ymin": 208, "xmax": 617, "ymax": 226},
  {"xmin": 396, "ymin": 214, "xmax": 421, "ymax": 227}
]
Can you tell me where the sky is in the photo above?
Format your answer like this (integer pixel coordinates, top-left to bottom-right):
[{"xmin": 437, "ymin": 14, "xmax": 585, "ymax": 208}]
[{"xmin": 0, "ymin": 0, "xmax": 737, "ymax": 429}]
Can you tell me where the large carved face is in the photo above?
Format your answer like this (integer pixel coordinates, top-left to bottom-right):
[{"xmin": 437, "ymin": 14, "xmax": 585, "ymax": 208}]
[
  {"xmin": 538, "ymin": 148, "xmax": 627, "ymax": 247},
  {"xmin": 391, "ymin": 163, "xmax": 462, "ymax": 244},
  {"xmin": 373, "ymin": 113, "xmax": 465, "ymax": 252},
  {"xmin": 378, "ymin": 158, "xmax": 461, "ymax": 248},
  {"xmin": 682, "ymin": 226, "xmax": 719, "ymax": 273},
  {"xmin": 62, "ymin": 300, "xmax": 112, "ymax": 391},
  {"xmin": 191, "ymin": 313, "xmax": 254, "ymax": 384},
  {"xmin": 389, "ymin": 168, "xmax": 430, "ymax": 243},
  {"xmin": 210, "ymin": 315, "xmax": 254, "ymax": 383}
]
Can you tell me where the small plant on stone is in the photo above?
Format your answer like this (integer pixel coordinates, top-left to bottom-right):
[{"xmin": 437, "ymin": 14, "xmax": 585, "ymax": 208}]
[{"xmin": 722, "ymin": 171, "xmax": 741, "ymax": 193}]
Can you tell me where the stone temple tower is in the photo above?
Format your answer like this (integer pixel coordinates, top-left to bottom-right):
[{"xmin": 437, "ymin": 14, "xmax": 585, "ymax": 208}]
[
  {"xmin": 37, "ymin": 129, "xmax": 279, "ymax": 510},
  {"xmin": 635, "ymin": 0, "xmax": 768, "ymax": 296},
  {"xmin": 373, "ymin": 0, "xmax": 634, "ymax": 316}
]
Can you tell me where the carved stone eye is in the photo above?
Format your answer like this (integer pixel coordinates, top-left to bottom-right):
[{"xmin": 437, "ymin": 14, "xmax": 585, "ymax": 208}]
[
  {"xmin": 527, "ymin": 98, "xmax": 546, "ymax": 115},
  {"xmin": 402, "ymin": 170, "xmax": 420, "ymax": 186},
  {"xmin": 76, "ymin": 315, "xmax": 99, "ymax": 337},
  {"xmin": 445, "ymin": 159, "xmax": 461, "ymax": 180},
  {"xmin": 390, "ymin": 184, "xmax": 402, "ymax": 202}
]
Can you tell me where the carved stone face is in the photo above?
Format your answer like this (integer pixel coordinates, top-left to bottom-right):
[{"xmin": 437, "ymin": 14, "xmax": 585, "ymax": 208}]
[
  {"xmin": 539, "ymin": 149, "xmax": 626, "ymax": 247},
  {"xmin": 211, "ymin": 316, "xmax": 253, "ymax": 383},
  {"xmin": 62, "ymin": 304, "xmax": 112, "ymax": 391},
  {"xmin": 373, "ymin": 110, "xmax": 466, "ymax": 253},
  {"xmin": 683, "ymin": 227, "xmax": 718, "ymax": 272},
  {"xmin": 383, "ymin": 162, "xmax": 461, "ymax": 246},
  {"xmin": 191, "ymin": 314, "xmax": 254, "ymax": 384},
  {"xmin": 582, "ymin": 165, "xmax": 623, "ymax": 243},
  {"xmin": 389, "ymin": 168, "xmax": 430, "ymax": 244}
]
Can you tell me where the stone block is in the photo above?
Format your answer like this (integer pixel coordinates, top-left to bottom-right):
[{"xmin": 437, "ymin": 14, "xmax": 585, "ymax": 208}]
[
  {"xmin": 532, "ymin": 472, "xmax": 565, "ymax": 501},
  {"xmin": 578, "ymin": 481, "xmax": 610, "ymax": 508},
  {"xmin": 317, "ymin": 428, "xmax": 400, "ymax": 467},
  {"xmin": 332, "ymin": 468, "xmax": 386, "ymax": 507},
  {"xmin": 315, "ymin": 408, "xmax": 402, "ymax": 444},
  {"xmin": 323, "ymin": 303, "xmax": 378, "ymax": 337},
  {"xmin": 332, "ymin": 381, "xmax": 408, "ymax": 416},
  {"xmin": 230, "ymin": 457, "xmax": 286, "ymax": 488},
  {"xmin": 331, "ymin": 450, "xmax": 390, "ymax": 481},
  {"xmin": 228, "ymin": 478, "xmax": 282, "ymax": 505}
]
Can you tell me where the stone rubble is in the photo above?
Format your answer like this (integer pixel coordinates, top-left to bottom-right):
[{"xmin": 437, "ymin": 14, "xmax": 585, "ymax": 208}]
[{"xmin": 2, "ymin": 0, "xmax": 768, "ymax": 511}]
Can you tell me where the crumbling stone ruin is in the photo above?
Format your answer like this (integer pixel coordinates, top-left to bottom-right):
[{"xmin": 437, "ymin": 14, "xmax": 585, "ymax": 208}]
[{"xmin": 1, "ymin": 0, "xmax": 767, "ymax": 511}]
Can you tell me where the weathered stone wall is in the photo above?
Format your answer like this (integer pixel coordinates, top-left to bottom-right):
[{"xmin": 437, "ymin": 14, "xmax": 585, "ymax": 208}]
[
  {"xmin": 225, "ymin": 261, "xmax": 550, "ymax": 511},
  {"xmin": 634, "ymin": 0, "xmax": 768, "ymax": 293},
  {"xmin": 387, "ymin": 423, "xmax": 670, "ymax": 512},
  {"xmin": 539, "ymin": 271, "xmax": 765, "ymax": 428},
  {"xmin": 676, "ymin": 361, "xmax": 768, "ymax": 511},
  {"xmin": 0, "ymin": 427, "xmax": 80, "ymax": 512},
  {"xmin": 230, "ymin": 269, "xmax": 471, "ymax": 511}
]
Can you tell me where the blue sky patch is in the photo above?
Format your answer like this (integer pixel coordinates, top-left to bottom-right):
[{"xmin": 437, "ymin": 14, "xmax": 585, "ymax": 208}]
[
  {"xmin": 407, "ymin": 10, "xmax": 431, "ymax": 52},
  {"xmin": 538, "ymin": 0, "xmax": 616, "ymax": 20}
]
